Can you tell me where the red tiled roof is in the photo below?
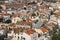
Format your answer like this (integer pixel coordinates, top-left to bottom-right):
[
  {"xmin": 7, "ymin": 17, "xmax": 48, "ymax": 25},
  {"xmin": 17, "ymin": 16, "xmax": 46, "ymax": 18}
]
[
  {"xmin": 40, "ymin": 27, "xmax": 48, "ymax": 33},
  {"xmin": 38, "ymin": 6, "xmax": 44, "ymax": 9},
  {"xmin": 14, "ymin": 28, "xmax": 23, "ymax": 34},
  {"xmin": 16, "ymin": 21, "xmax": 32, "ymax": 26},
  {"xmin": 25, "ymin": 29, "xmax": 36, "ymax": 35}
]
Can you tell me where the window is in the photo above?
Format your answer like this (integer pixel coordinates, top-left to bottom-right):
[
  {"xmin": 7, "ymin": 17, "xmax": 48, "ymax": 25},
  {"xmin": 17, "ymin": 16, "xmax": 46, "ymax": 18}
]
[
  {"xmin": 0, "ymin": 6, "xmax": 2, "ymax": 9},
  {"xmin": 21, "ymin": 37, "xmax": 25, "ymax": 40}
]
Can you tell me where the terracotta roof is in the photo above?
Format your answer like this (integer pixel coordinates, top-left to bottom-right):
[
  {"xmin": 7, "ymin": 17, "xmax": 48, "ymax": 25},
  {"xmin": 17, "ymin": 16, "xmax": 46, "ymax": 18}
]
[
  {"xmin": 8, "ymin": 23, "xmax": 16, "ymax": 27},
  {"xmin": 14, "ymin": 27, "xmax": 24, "ymax": 34},
  {"xmin": 8, "ymin": 30, "xmax": 11, "ymax": 33},
  {"xmin": 40, "ymin": 27, "xmax": 49, "ymax": 33},
  {"xmin": 38, "ymin": 6, "xmax": 44, "ymax": 9},
  {"xmin": 16, "ymin": 21, "xmax": 32, "ymax": 26},
  {"xmin": 25, "ymin": 29, "xmax": 36, "ymax": 35}
]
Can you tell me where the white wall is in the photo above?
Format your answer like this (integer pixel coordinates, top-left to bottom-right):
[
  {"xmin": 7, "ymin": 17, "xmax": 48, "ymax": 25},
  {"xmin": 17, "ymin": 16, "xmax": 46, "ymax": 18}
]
[
  {"xmin": 22, "ymin": 33, "xmax": 31, "ymax": 40},
  {"xmin": 30, "ymin": 33, "xmax": 38, "ymax": 40},
  {"xmin": 7, "ymin": 10, "xmax": 17, "ymax": 14},
  {"xmin": 58, "ymin": 19, "xmax": 60, "ymax": 29}
]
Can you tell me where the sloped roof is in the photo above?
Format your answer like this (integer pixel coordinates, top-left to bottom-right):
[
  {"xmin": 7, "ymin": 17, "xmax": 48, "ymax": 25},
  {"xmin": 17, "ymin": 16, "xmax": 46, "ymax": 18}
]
[
  {"xmin": 32, "ymin": 21, "xmax": 43, "ymax": 28},
  {"xmin": 40, "ymin": 27, "xmax": 49, "ymax": 33},
  {"xmin": 25, "ymin": 29, "xmax": 36, "ymax": 35}
]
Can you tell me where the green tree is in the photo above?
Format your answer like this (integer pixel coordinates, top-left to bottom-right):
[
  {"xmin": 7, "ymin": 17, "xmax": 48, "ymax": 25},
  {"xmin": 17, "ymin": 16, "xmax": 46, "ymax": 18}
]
[
  {"xmin": 0, "ymin": 35, "xmax": 5, "ymax": 40},
  {"xmin": 32, "ymin": 13, "xmax": 36, "ymax": 16},
  {"xmin": 52, "ymin": 32, "xmax": 60, "ymax": 40}
]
